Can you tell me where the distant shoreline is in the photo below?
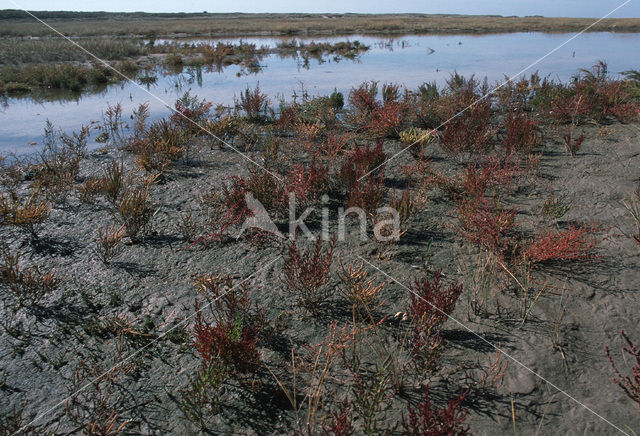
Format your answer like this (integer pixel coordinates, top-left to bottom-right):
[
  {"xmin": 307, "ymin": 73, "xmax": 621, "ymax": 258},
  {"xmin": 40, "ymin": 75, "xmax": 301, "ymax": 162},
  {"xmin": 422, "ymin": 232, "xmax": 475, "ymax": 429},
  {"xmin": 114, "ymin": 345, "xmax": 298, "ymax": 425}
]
[{"xmin": 2, "ymin": 11, "xmax": 640, "ymax": 37}]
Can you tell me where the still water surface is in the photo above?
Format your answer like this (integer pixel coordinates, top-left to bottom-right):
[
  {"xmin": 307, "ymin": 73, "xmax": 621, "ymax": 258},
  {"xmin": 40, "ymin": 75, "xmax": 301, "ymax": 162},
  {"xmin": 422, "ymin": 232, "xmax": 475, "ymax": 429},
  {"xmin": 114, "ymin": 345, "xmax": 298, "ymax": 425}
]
[{"xmin": 1, "ymin": 32, "xmax": 639, "ymax": 154}]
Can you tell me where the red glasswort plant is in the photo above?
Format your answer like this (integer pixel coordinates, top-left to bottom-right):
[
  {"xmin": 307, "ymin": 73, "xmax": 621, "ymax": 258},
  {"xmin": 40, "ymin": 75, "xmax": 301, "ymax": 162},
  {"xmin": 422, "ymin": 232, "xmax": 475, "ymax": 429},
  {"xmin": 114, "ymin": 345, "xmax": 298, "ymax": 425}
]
[
  {"xmin": 524, "ymin": 223, "xmax": 601, "ymax": 264},
  {"xmin": 192, "ymin": 274, "xmax": 264, "ymax": 373},
  {"xmin": 456, "ymin": 197, "xmax": 517, "ymax": 256},
  {"xmin": 338, "ymin": 141, "xmax": 387, "ymax": 192},
  {"xmin": 500, "ymin": 110, "xmax": 540, "ymax": 154},
  {"xmin": 403, "ymin": 386, "xmax": 470, "ymax": 436},
  {"xmin": 408, "ymin": 271, "xmax": 464, "ymax": 371},
  {"xmin": 322, "ymin": 400, "xmax": 355, "ymax": 436},
  {"xmin": 273, "ymin": 104, "xmax": 300, "ymax": 134},
  {"xmin": 606, "ymin": 330, "xmax": 640, "ymax": 412},
  {"xmin": 462, "ymin": 153, "xmax": 523, "ymax": 200},
  {"xmin": 563, "ymin": 132, "xmax": 586, "ymax": 157},
  {"xmin": 283, "ymin": 160, "xmax": 330, "ymax": 208},
  {"xmin": 556, "ymin": 62, "xmax": 640, "ymax": 124},
  {"xmin": 171, "ymin": 94, "xmax": 212, "ymax": 134},
  {"xmin": 364, "ymin": 102, "xmax": 405, "ymax": 139},
  {"xmin": 320, "ymin": 132, "xmax": 351, "ymax": 158},
  {"xmin": 346, "ymin": 174, "xmax": 387, "ymax": 215},
  {"xmin": 439, "ymin": 101, "xmax": 496, "ymax": 155},
  {"xmin": 550, "ymin": 92, "xmax": 592, "ymax": 125},
  {"xmin": 238, "ymin": 83, "xmax": 270, "ymax": 123},
  {"xmin": 194, "ymin": 315, "xmax": 260, "ymax": 372},
  {"xmin": 348, "ymin": 81, "xmax": 380, "ymax": 116},
  {"xmin": 282, "ymin": 238, "xmax": 335, "ymax": 311},
  {"xmin": 209, "ymin": 171, "xmax": 283, "ymax": 240}
]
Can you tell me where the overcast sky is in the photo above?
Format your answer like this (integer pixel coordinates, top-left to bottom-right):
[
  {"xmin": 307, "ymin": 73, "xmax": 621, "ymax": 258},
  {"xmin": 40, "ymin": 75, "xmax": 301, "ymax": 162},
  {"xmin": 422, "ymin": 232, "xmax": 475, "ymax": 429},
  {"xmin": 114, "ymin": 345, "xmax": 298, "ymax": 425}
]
[{"xmin": 3, "ymin": 0, "xmax": 639, "ymax": 18}]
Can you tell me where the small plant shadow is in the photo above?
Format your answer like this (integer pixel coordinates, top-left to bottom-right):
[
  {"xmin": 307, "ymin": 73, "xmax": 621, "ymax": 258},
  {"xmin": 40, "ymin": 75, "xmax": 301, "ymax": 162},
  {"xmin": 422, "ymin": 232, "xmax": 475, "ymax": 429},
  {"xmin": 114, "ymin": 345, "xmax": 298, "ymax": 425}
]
[
  {"xmin": 443, "ymin": 329, "xmax": 512, "ymax": 354},
  {"xmin": 113, "ymin": 260, "xmax": 157, "ymax": 277},
  {"xmin": 30, "ymin": 236, "xmax": 77, "ymax": 257},
  {"xmin": 222, "ymin": 379, "xmax": 296, "ymax": 434}
]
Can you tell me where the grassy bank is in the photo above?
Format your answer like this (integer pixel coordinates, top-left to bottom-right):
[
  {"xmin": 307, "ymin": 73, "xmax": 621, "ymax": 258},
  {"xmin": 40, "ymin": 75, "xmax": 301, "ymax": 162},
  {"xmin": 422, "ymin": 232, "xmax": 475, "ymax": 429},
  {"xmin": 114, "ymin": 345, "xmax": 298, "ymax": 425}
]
[
  {"xmin": 0, "ymin": 37, "xmax": 148, "ymax": 64},
  {"xmin": 2, "ymin": 11, "xmax": 640, "ymax": 37},
  {"xmin": 0, "ymin": 39, "xmax": 369, "ymax": 94}
]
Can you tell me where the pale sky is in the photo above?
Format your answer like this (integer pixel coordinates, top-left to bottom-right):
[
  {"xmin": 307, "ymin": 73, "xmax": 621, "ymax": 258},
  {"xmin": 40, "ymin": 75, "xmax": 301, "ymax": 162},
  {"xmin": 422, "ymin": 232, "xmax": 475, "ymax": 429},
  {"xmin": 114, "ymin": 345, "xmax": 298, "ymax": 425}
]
[{"xmin": 2, "ymin": 0, "xmax": 639, "ymax": 18}]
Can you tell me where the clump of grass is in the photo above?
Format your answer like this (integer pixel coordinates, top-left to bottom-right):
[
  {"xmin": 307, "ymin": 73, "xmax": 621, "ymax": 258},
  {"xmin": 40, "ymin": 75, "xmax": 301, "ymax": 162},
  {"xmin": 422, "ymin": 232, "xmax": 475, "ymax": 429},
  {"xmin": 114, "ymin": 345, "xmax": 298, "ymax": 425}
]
[
  {"xmin": 76, "ymin": 176, "xmax": 104, "ymax": 204},
  {"xmin": 165, "ymin": 53, "xmax": 184, "ymax": 68},
  {"xmin": 34, "ymin": 121, "xmax": 89, "ymax": 203},
  {"xmin": 338, "ymin": 259, "xmax": 385, "ymax": 311},
  {"xmin": 176, "ymin": 360, "xmax": 229, "ymax": 426},
  {"xmin": 0, "ymin": 191, "xmax": 50, "ymax": 239},
  {"xmin": 0, "ymin": 37, "xmax": 147, "ymax": 64},
  {"xmin": 381, "ymin": 82, "xmax": 401, "ymax": 104},
  {"xmin": 282, "ymin": 238, "xmax": 335, "ymax": 311},
  {"xmin": 415, "ymin": 81, "xmax": 442, "ymax": 129},
  {"xmin": 101, "ymin": 103, "xmax": 126, "ymax": 148},
  {"xmin": 128, "ymin": 119, "xmax": 187, "ymax": 173},
  {"xmin": 176, "ymin": 210, "xmax": 200, "ymax": 242},
  {"xmin": 0, "ymin": 245, "xmax": 62, "ymax": 307},
  {"xmin": 65, "ymin": 360, "xmax": 133, "ymax": 436},
  {"xmin": 205, "ymin": 112, "xmax": 238, "ymax": 147},
  {"xmin": 399, "ymin": 127, "xmax": 435, "ymax": 159},
  {"xmin": 128, "ymin": 102, "xmax": 151, "ymax": 146},
  {"xmin": 495, "ymin": 72, "xmax": 552, "ymax": 113},
  {"xmin": 100, "ymin": 161, "xmax": 126, "ymax": 205},
  {"xmin": 95, "ymin": 224, "xmax": 126, "ymax": 264},
  {"xmin": 329, "ymin": 90, "xmax": 344, "ymax": 109},
  {"xmin": 540, "ymin": 192, "xmax": 571, "ymax": 221},
  {"xmin": 115, "ymin": 184, "xmax": 154, "ymax": 241},
  {"xmin": 171, "ymin": 91, "xmax": 212, "ymax": 134},
  {"xmin": 3, "ymin": 81, "xmax": 30, "ymax": 94}
]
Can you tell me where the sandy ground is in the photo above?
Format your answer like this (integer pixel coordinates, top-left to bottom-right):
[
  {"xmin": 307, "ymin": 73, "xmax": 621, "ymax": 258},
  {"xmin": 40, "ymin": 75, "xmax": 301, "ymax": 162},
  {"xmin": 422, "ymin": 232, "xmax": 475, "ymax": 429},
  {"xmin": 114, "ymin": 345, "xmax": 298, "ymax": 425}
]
[{"xmin": 1, "ymin": 119, "xmax": 639, "ymax": 434}]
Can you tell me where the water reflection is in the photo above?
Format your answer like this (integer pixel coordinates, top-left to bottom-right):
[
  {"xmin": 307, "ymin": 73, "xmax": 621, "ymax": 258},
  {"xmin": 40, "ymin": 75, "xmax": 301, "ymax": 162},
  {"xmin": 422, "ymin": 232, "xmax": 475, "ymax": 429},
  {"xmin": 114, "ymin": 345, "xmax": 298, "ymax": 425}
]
[{"xmin": 1, "ymin": 32, "xmax": 640, "ymax": 154}]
